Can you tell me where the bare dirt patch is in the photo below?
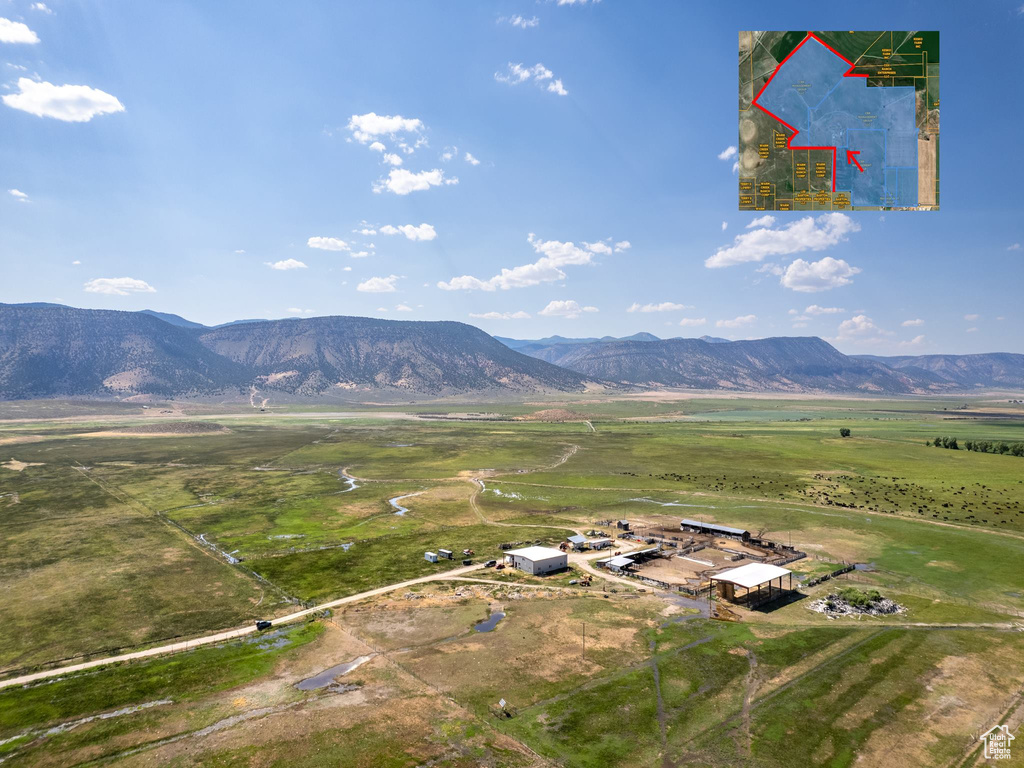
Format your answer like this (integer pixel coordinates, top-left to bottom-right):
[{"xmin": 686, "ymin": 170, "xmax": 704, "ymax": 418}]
[{"xmin": 1, "ymin": 458, "xmax": 44, "ymax": 471}]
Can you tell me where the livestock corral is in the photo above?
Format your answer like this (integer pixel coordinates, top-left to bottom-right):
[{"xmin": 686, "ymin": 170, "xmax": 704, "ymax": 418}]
[{"xmin": 598, "ymin": 516, "xmax": 805, "ymax": 595}]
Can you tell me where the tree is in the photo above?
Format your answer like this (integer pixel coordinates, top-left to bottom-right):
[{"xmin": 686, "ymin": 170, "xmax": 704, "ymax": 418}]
[{"xmin": 839, "ymin": 427, "xmax": 851, "ymax": 438}]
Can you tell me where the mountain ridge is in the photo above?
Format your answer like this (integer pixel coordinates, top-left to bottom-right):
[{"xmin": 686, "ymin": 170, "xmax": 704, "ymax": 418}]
[{"xmin": 1, "ymin": 304, "xmax": 1020, "ymax": 400}]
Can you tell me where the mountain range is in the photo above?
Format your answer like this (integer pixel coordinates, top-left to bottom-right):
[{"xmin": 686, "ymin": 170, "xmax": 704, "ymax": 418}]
[
  {"xmin": 0, "ymin": 304, "xmax": 587, "ymax": 399},
  {"xmin": 0, "ymin": 303, "xmax": 1021, "ymax": 400}
]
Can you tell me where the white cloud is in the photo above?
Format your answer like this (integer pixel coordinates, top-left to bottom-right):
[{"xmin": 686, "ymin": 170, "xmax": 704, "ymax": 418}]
[
  {"xmin": 307, "ymin": 236, "xmax": 349, "ymax": 252},
  {"xmin": 465, "ymin": 151, "xmax": 480, "ymax": 166},
  {"xmin": 266, "ymin": 258, "xmax": 307, "ymax": 271},
  {"xmin": 678, "ymin": 317, "xmax": 707, "ymax": 327},
  {"xmin": 1008, "ymin": 243, "xmax": 1022, "ymax": 251},
  {"xmin": 627, "ymin": 302, "xmax": 690, "ymax": 313},
  {"xmin": 495, "ymin": 63, "xmax": 567, "ymax": 95},
  {"xmin": 8, "ymin": 188, "xmax": 28, "ymax": 201},
  {"xmin": 395, "ymin": 303, "xmax": 413, "ymax": 312},
  {"xmin": 706, "ymin": 213, "xmax": 860, "ymax": 268},
  {"xmin": 964, "ymin": 313, "xmax": 979, "ymax": 321},
  {"xmin": 746, "ymin": 215, "xmax": 776, "ymax": 229},
  {"xmin": 368, "ymin": 141, "xmax": 386, "ymax": 153},
  {"xmin": 792, "ymin": 322, "xmax": 808, "ymax": 329},
  {"xmin": 557, "ymin": 0, "xmax": 600, "ymax": 4},
  {"xmin": 347, "ymin": 112, "xmax": 422, "ymax": 144},
  {"xmin": 350, "ymin": 251, "xmax": 370, "ymax": 259},
  {"xmin": 717, "ymin": 145, "xmax": 737, "ymax": 161},
  {"xmin": 803, "ymin": 304, "xmax": 845, "ymax": 315},
  {"xmin": 357, "ymin": 274, "xmax": 401, "ymax": 293},
  {"xmin": 716, "ymin": 314, "xmax": 756, "ymax": 328},
  {"xmin": 538, "ymin": 300, "xmax": 597, "ymax": 319},
  {"xmin": 353, "ymin": 227, "xmax": 376, "ymax": 236},
  {"xmin": 835, "ymin": 314, "xmax": 892, "ymax": 343},
  {"xmin": 731, "ymin": 161, "xmax": 739, "ymax": 174},
  {"xmin": 469, "ymin": 310, "xmax": 531, "ymax": 320},
  {"xmin": 71, "ymin": 260, "xmax": 80, "ymax": 265},
  {"xmin": 374, "ymin": 168, "xmax": 454, "ymax": 195},
  {"xmin": 342, "ymin": 266, "xmax": 352, "ymax": 272},
  {"xmin": 899, "ymin": 334, "xmax": 926, "ymax": 347},
  {"xmin": 83, "ymin": 277, "xmax": 155, "ymax": 295},
  {"xmin": 3, "ymin": 78, "xmax": 124, "ymax": 122},
  {"xmin": 501, "ymin": 14, "xmax": 539, "ymax": 28},
  {"xmin": 31, "ymin": 3, "xmax": 53, "ymax": 13},
  {"xmin": 0, "ymin": 18, "xmax": 39, "ymax": 43},
  {"xmin": 614, "ymin": 240, "xmax": 631, "ymax": 252},
  {"xmin": 438, "ymin": 233, "xmax": 604, "ymax": 291},
  {"xmin": 441, "ymin": 146, "xmax": 457, "ymax": 162},
  {"xmin": 966, "ymin": 327, "xmax": 979, "ymax": 333},
  {"xmin": 382, "ymin": 152, "xmax": 403, "ymax": 166},
  {"xmin": 721, "ymin": 221, "xmax": 728, "ymax": 231},
  {"xmin": 234, "ymin": 249, "xmax": 246, "ymax": 254},
  {"xmin": 379, "ymin": 223, "xmax": 437, "ymax": 242},
  {"xmin": 901, "ymin": 318, "xmax": 924, "ymax": 327},
  {"xmin": 780, "ymin": 257, "xmax": 861, "ymax": 292},
  {"xmin": 547, "ymin": 79, "xmax": 568, "ymax": 96},
  {"xmin": 584, "ymin": 241, "xmax": 613, "ymax": 255},
  {"xmin": 286, "ymin": 307, "xmax": 315, "ymax": 315}
]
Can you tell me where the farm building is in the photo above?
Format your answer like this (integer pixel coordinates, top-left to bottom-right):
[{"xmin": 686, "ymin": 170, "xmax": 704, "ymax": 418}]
[
  {"xmin": 503, "ymin": 546, "xmax": 567, "ymax": 575},
  {"xmin": 679, "ymin": 519, "xmax": 750, "ymax": 541},
  {"xmin": 588, "ymin": 538, "xmax": 612, "ymax": 550},
  {"xmin": 616, "ymin": 520, "xmax": 631, "ymax": 531},
  {"xmin": 710, "ymin": 563, "xmax": 792, "ymax": 607},
  {"xmin": 424, "ymin": 551, "xmax": 438, "ymax": 563},
  {"xmin": 595, "ymin": 546, "xmax": 661, "ymax": 573},
  {"xmin": 566, "ymin": 535, "xmax": 588, "ymax": 550}
]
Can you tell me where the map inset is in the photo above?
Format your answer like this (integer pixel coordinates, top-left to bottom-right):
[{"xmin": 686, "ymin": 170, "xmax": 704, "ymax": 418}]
[{"xmin": 739, "ymin": 31, "xmax": 939, "ymax": 211}]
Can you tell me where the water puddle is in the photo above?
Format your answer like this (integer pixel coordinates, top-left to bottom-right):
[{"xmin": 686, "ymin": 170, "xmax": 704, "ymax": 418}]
[
  {"xmin": 388, "ymin": 492, "xmax": 424, "ymax": 515},
  {"xmin": 474, "ymin": 611, "xmax": 506, "ymax": 633},
  {"xmin": 296, "ymin": 655, "xmax": 375, "ymax": 690}
]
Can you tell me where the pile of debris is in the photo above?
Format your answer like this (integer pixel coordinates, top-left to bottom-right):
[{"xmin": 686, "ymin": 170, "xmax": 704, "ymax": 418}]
[{"xmin": 808, "ymin": 587, "xmax": 905, "ymax": 619}]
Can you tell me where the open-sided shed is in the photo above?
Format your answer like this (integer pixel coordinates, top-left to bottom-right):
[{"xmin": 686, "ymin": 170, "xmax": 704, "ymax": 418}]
[{"xmin": 710, "ymin": 563, "xmax": 792, "ymax": 607}]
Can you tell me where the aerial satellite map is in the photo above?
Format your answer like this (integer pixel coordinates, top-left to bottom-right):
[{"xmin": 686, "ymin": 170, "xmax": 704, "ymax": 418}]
[{"xmin": 739, "ymin": 31, "xmax": 939, "ymax": 211}]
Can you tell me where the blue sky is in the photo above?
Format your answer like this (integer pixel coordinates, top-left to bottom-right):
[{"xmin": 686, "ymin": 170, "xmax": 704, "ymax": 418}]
[{"xmin": 1, "ymin": 1, "xmax": 1021, "ymax": 354}]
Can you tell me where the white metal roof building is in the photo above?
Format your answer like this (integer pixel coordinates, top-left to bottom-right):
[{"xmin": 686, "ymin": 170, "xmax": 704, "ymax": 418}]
[
  {"xmin": 710, "ymin": 563, "xmax": 793, "ymax": 606},
  {"xmin": 680, "ymin": 519, "xmax": 751, "ymax": 540},
  {"xmin": 503, "ymin": 546, "xmax": 567, "ymax": 575}
]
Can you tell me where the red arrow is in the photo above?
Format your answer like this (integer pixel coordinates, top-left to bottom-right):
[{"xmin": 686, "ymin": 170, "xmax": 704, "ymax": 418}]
[{"xmin": 846, "ymin": 149, "xmax": 864, "ymax": 173}]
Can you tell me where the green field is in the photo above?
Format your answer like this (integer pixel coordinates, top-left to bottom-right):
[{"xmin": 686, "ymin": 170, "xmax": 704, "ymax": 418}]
[{"xmin": 0, "ymin": 395, "xmax": 1021, "ymax": 766}]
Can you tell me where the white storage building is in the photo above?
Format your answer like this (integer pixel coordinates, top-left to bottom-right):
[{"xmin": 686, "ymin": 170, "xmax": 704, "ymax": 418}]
[{"xmin": 503, "ymin": 546, "xmax": 568, "ymax": 575}]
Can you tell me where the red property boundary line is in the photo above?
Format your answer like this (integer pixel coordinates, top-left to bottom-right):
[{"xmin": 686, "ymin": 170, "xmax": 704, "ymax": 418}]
[{"xmin": 752, "ymin": 32, "xmax": 867, "ymax": 193}]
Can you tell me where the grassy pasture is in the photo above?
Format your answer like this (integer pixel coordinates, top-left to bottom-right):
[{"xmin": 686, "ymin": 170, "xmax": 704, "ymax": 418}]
[{"xmin": 0, "ymin": 396, "xmax": 1022, "ymax": 766}]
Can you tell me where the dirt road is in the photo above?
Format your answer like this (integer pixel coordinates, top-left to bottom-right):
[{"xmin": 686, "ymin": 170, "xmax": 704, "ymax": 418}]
[{"xmin": 0, "ymin": 563, "xmax": 485, "ymax": 691}]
